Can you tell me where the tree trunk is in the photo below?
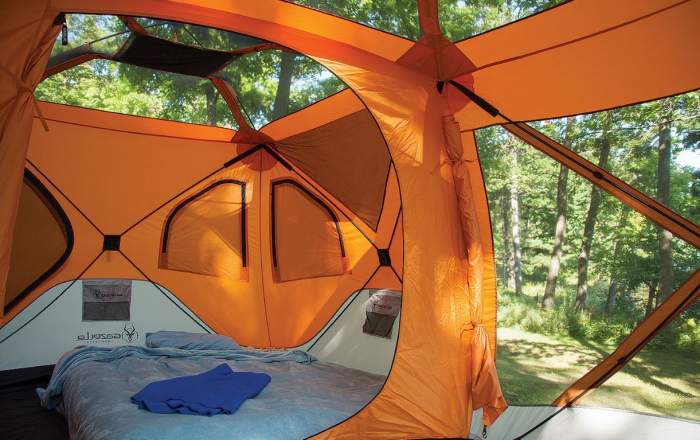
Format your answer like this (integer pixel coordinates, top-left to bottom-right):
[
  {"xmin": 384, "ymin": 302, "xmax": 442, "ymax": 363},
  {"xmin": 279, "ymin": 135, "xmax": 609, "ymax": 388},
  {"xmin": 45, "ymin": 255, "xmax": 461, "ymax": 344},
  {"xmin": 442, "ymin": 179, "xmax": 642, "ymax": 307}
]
[
  {"xmin": 575, "ymin": 113, "xmax": 612, "ymax": 312},
  {"xmin": 645, "ymin": 280, "xmax": 658, "ymax": 316},
  {"xmin": 657, "ymin": 98, "xmax": 674, "ymax": 302},
  {"xmin": 605, "ymin": 280, "xmax": 618, "ymax": 314},
  {"xmin": 204, "ymin": 84, "xmax": 219, "ymax": 126},
  {"xmin": 501, "ymin": 189, "xmax": 516, "ymax": 290},
  {"xmin": 272, "ymin": 52, "xmax": 296, "ymax": 120},
  {"xmin": 542, "ymin": 119, "xmax": 573, "ymax": 309},
  {"xmin": 509, "ymin": 145, "xmax": 523, "ymax": 295},
  {"xmin": 604, "ymin": 209, "xmax": 629, "ymax": 315}
]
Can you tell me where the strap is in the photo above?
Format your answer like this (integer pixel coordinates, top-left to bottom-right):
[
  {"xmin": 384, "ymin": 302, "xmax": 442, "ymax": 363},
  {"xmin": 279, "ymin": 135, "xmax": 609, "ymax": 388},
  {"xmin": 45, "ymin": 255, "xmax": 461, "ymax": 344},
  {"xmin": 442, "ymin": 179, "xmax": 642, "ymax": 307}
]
[{"xmin": 0, "ymin": 64, "xmax": 49, "ymax": 131}]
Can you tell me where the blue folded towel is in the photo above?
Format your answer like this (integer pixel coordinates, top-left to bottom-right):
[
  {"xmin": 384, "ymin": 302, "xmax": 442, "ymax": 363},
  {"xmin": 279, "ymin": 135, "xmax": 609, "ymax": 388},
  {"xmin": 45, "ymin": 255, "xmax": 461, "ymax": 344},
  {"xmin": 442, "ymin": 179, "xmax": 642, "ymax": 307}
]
[{"xmin": 131, "ymin": 363, "xmax": 270, "ymax": 416}]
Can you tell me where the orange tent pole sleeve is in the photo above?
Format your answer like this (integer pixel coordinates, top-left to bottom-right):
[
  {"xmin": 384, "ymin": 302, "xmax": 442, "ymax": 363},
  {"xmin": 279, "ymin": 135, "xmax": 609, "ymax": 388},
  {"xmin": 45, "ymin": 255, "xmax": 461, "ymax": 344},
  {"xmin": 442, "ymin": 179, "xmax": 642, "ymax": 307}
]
[
  {"xmin": 553, "ymin": 269, "xmax": 700, "ymax": 407},
  {"xmin": 504, "ymin": 123, "xmax": 700, "ymax": 248},
  {"xmin": 462, "ymin": 130, "xmax": 498, "ymax": 355},
  {"xmin": 0, "ymin": 1, "xmax": 60, "ymax": 315},
  {"xmin": 443, "ymin": 115, "xmax": 506, "ymax": 426}
]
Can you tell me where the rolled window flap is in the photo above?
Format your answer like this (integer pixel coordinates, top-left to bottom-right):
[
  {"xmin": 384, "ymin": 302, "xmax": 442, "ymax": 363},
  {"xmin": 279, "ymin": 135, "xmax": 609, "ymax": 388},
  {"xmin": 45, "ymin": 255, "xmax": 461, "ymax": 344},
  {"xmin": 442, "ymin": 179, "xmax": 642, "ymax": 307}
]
[{"xmin": 471, "ymin": 324, "xmax": 507, "ymax": 427}]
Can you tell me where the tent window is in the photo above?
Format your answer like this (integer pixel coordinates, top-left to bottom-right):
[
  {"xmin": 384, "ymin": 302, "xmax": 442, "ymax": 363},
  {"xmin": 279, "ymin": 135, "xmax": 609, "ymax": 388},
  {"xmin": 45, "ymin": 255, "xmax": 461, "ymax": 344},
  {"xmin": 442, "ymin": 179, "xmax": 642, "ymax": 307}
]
[
  {"xmin": 276, "ymin": 110, "xmax": 391, "ymax": 230},
  {"xmin": 161, "ymin": 180, "xmax": 247, "ymax": 279},
  {"xmin": 530, "ymin": 90, "xmax": 700, "ymax": 226},
  {"xmin": 439, "ymin": 0, "xmax": 567, "ymax": 42},
  {"xmin": 112, "ymin": 34, "xmax": 236, "ymax": 78},
  {"xmin": 219, "ymin": 49, "xmax": 346, "ymax": 129},
  {"xmin": 5, "ymin": 170, "xmax": 73, "ymax": 313},
  {"xmin": 51, "ymin": 14, "xmax": 128, "ymax": 58},
  {"xmin": 476, "ymin": 125, "xmax": 700, "ymax": 406},
  {"xmin": 36, "ymin": 59, "xmax": 237, "ymax": 128},
  {"xmin": 576, "ymin": 299, "xmax": 700, "ymax": 422},
  {"xmin": 41, "ymin": 14, "xmax": 348, "ymax": 129},
  {"xmin": 134, "ymin": 18, "xmax": 266, "ymax": 51},
  {"xmin": 271, "ymin": 180, "xmax": 346, "ymax": 282},
  {"xmin": 288, "ymin": 1, "xmax": 420, "ymax": 41}
]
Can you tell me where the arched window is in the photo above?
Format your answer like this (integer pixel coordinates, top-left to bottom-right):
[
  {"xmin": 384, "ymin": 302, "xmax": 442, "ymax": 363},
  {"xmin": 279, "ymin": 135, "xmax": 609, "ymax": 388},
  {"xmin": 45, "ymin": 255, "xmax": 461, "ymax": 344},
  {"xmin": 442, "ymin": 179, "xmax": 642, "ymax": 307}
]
[
  {"xmin": 271, "ymin": 179, "xmax": 346, "ymax": 282},
  {"xmin": 5, "ymin": 170, "xmax": 73, "ymax": 312},
  {"xmin": 161, "ymin": 180, "xmax": 247, "ymax": 279}
]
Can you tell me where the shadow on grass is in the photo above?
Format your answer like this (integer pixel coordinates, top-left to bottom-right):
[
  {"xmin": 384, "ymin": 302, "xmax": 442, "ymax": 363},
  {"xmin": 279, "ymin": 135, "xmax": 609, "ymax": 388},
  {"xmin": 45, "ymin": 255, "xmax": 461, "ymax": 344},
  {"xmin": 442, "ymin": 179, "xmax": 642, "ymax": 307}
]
[
  {"xmin": 497, "ymin": 336, "xmax": 602, "ymax": 404},
  {"xmin": 498, "ymin": 329, "xmax": 700, "ymax": 413}
]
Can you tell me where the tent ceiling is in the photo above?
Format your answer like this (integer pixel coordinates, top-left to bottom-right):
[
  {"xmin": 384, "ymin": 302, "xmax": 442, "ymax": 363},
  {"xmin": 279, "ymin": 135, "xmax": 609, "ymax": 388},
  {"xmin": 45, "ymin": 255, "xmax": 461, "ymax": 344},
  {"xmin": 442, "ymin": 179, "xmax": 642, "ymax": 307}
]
[{"xmin": 42, "ymin": 13, "xmax": 348, "ymax": 131}]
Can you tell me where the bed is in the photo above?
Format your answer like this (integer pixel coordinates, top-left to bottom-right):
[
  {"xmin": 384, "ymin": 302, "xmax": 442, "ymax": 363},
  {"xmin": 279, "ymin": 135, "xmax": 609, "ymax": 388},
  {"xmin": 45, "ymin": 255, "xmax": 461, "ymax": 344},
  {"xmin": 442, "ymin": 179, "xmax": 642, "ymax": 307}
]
[{"xmin": 38, "ymin": 343, "xmax": 385, "ymax": 440}]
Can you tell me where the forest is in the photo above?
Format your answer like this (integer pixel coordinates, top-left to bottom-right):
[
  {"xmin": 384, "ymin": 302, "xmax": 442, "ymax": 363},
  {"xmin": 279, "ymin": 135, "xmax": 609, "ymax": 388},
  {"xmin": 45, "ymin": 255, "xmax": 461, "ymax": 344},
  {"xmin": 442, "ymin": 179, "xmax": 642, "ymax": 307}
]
[{"xmin": 35, "ymin": 1, "xmax": 699, "ymax": 420}]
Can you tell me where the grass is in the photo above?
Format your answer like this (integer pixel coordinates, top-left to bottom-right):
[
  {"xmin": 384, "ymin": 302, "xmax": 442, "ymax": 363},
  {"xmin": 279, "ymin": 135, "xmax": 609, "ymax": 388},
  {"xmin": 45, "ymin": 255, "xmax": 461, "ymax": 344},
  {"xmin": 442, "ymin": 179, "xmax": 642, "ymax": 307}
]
[{"xmin": 496, "ymin": 327, "xmax": 700, "ymax": 422}]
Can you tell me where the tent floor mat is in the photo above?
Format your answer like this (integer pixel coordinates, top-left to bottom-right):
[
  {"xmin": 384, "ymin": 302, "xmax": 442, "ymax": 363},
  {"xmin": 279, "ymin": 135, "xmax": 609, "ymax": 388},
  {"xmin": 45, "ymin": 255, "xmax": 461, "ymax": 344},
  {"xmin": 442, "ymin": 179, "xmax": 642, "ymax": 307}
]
[{"xmin": 0, "ymin": 365, "xmax": 68, "ymax": 440}]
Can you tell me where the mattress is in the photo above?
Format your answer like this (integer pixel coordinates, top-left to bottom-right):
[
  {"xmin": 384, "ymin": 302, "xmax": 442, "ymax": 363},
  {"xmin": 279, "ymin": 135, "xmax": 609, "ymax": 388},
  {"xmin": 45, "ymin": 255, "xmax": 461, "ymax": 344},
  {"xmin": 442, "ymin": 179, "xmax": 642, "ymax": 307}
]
[{"xmin": 48, "ymin": 349, "xmax": 385, "ymax": 440}]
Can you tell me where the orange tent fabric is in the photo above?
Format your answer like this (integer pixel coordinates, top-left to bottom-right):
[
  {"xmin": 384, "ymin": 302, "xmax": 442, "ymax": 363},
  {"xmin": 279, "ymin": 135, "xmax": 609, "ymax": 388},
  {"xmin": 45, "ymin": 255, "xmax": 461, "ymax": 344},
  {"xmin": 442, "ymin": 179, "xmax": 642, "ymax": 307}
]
[
  {"xmin": 0, "ymin": 1, "xmax": 698, "ymax": 438},
  {"xmin": 0, "ymin": 3, "xmax": 59, "ymax": 317}
]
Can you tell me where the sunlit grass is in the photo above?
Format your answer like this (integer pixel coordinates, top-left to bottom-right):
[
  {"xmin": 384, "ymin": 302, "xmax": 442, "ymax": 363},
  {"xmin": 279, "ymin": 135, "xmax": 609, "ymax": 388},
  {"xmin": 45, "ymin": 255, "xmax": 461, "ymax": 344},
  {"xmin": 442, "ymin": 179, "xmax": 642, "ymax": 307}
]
[{"xmin": 497, "ymin": 327, "xmax": 700, "ymax": 421}]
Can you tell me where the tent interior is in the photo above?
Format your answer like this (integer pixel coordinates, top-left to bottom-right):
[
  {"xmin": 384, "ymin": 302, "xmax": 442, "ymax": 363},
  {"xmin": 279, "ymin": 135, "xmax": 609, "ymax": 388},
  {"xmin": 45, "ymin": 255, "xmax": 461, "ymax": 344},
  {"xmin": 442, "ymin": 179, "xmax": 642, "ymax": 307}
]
[{"xmin": 0, "ymin": 1, "xmax": 698, "ymax": 439}]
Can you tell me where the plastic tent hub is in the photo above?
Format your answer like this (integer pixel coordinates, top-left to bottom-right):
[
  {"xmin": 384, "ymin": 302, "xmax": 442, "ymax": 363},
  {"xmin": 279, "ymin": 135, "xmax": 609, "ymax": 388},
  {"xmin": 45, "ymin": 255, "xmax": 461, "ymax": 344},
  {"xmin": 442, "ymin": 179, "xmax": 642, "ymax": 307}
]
[{"xmin": 102, "ymin": 235, "xmax": 121, "ymax": 251}]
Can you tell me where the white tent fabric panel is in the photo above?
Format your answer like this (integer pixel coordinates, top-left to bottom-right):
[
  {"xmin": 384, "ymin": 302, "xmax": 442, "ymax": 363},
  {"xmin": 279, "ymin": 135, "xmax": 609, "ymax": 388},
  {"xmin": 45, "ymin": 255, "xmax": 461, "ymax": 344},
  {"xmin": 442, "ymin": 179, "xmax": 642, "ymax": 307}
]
[
  {"xmin": 300, "ymin": 289, "xmax": 399, "ymax": 376},
  {"xmin": 469, "ymin": 406, "xmax": 700, "ymax": 440},
  {"xmin": 0, "ymin": 280, "xmax": 211, "ymax": 371}
]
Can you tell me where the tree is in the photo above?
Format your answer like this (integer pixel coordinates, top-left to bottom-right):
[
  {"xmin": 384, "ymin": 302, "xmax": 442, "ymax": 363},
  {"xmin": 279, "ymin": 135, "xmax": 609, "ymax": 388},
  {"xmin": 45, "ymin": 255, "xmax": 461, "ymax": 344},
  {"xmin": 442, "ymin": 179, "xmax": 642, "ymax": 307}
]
[
  {"xmin": 542, "ymin": 118, "xmax": 573, "ymax": 309},
  {"xmin": 575, "ymin": 112, "xmax": 613, "ymax": 312},
  {"xmin": 657, "ymin": 98, "xmax": 674, "ymax": 302},
  {"xmin": 272, "ymin": 52, "xmax": 296, "ymax": 120},
  {"xmin": 501, "ymin": 188, "xmax": 516, "ymax": 290},
  {"xmin": 509, "ymin": 141, "xmax": 524, "ymax": 295},
  {"xmin": 604, "ymin": 209, "xmax": 629, "ymax": 314}
]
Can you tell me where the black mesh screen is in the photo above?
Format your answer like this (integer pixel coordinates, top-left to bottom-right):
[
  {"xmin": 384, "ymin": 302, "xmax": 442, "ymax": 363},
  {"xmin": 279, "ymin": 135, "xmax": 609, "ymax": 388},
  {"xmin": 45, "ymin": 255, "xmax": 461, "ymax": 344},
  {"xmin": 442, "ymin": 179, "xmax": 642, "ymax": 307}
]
[{"xmin": 114, "ymin": 34, "xmax": 235, "ymax": 77}]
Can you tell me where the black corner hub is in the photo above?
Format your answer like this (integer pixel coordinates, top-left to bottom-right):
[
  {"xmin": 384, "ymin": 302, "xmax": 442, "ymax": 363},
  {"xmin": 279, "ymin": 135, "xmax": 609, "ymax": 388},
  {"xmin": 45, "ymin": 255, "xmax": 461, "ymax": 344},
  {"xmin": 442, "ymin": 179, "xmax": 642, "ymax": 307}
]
[
  {"xmin": 377, "ymin": 249, "xmax": 391, "ymax": 267},
  {"xmin": 103, "ymin": 235, "xmax": 121, "ymax": 251}
]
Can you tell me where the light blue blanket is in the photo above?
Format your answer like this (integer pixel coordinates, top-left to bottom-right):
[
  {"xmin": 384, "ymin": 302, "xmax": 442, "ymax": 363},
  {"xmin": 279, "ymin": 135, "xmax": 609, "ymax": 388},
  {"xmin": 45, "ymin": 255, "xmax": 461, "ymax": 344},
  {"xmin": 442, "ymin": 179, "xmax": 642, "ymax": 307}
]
[{"xmin": 37, "ymin": 345, "xmax": 384, "ymax": 439}]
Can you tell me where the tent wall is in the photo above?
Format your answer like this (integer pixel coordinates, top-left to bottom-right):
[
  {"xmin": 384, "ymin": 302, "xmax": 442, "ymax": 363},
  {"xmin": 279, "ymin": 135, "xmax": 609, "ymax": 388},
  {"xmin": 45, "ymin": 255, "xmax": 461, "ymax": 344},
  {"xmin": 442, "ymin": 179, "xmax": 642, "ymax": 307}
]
[
  {"xmin": 0, "ymin": 281, "xmax": 400, "ymax": 375},
  {"xmin": 2, "ymin": 103, "xmax": 397, "ymax": 351},
  {"xmin": 0, "ymin": 280, "xmax": 211, "ymax": 371},
  {"xmin": 0, "ymin": 1, "xmax": 59, "ymax": 315}
]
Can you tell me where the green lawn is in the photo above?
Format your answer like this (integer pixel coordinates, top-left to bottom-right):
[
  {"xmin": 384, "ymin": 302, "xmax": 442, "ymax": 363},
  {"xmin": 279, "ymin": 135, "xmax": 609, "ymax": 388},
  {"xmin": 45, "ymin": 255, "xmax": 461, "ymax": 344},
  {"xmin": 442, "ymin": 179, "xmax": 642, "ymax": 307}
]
[{"xmin": 496, "ymin": 327, "xmax": 700, "ymax": 421}]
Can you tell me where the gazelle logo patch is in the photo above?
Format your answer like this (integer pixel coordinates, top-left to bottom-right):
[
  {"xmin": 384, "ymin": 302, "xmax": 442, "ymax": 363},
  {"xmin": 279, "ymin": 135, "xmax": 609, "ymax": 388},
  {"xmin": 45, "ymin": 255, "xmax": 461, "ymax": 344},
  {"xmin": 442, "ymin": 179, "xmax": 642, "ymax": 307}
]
[
  {"xmin": 75, "ymin": 323, "xmax": 139, "ymax": 344},
  {"xmin": 122, "ymin": 323, "xmax": 139, "ymax": 343}
]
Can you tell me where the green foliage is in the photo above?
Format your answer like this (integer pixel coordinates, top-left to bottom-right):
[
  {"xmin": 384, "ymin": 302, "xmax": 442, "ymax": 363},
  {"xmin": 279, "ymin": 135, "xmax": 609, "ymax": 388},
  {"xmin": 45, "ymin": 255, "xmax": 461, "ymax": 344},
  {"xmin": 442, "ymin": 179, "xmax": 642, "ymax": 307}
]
[
  {"xmin": 37, "ymin": 14, "xmax": 346, "ymax": 129},
  {"xmin": 293, "ymin": 0, "xmax": 566, "ymax": 41},
  {"xmin": 439, "ymin": 0, "xmax": 565, "ymax": 41},
  {"xmin": 479, "ymin": 92, "xmax": 699, "ymax": 353},
  {"xmin": 292, "ymin": 0, "xmax": 421, "ymax": 40},
  {"xmin": 498, "ymin": 289, "xmax": 635, "ymax": 345}
]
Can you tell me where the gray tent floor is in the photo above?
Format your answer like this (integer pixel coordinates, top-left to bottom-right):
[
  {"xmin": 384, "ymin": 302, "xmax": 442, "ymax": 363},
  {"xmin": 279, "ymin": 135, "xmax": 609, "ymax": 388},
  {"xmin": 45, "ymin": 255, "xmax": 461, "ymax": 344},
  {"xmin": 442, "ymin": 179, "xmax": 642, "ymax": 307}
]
[{"xmin": 0, "ymin": 365, "xmax": 68, "ymax": 440}]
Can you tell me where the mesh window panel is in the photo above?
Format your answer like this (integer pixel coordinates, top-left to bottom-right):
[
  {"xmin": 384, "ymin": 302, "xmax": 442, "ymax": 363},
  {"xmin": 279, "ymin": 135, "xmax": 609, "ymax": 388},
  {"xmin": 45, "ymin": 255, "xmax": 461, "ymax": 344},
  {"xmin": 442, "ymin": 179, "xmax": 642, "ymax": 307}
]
[
  {"xmin": 272, "ymin": 182, "xmax": 344, "ymax": 282},
  {"xmin": 529, "ymin": 91, "xmax": 700, "ymax": 226},
  {"xmin": 576, "ymin": 300, "xmax": 700, "ymax": 422},
  {"xmin": 439, "ymin": 0, "xmax": 566, "ymax": 42},
  {"xmin": 135, "ymin": 18, "xmax": 266, "ymax": 51},
  {"xmin": 5, "ymin": 174, "xmax": 70, "ymax": 310},
  {"xmin": 36, "ymin": 59, "xmax": 237, "ymax": 128},
  {"xmin": 162, "ymin": 182, "xmax": 245, "ymax": 279},
  {"xmin": 113, "ymin": 34, "xmax": 236, "ymax": 77},
  {"xmin": 277, "ymin": 109, "xmax": 390, "ymax": 230},
  {"xmin": 476, "ymin": 125, "xmax": 700, "ymax": 405}
]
